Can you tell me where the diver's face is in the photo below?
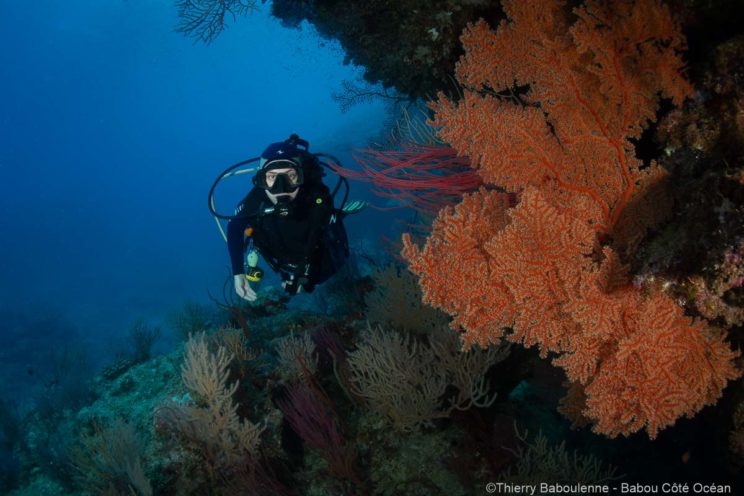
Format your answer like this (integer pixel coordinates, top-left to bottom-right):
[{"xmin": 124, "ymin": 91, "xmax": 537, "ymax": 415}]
[{"xmin": 264, "ymin": 168, "xmax": 300, "ymax": 188}]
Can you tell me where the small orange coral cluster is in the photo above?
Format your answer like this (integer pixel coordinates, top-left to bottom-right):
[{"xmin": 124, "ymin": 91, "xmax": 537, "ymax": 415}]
[{"xmin": 403, "ymin": 0, "xmax": 741, "ymax": 438}]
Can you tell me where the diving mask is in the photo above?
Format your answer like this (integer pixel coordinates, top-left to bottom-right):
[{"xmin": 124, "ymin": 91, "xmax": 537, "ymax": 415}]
[{"xmin": 255, "ymin": 161, "xmax": 304, "ymax": 194}]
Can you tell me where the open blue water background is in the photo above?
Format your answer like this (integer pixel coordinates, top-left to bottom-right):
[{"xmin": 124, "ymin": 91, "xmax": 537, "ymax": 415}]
[{"xmin": 0, "ymin": 0, "xmax": 389, "ymax": 399}]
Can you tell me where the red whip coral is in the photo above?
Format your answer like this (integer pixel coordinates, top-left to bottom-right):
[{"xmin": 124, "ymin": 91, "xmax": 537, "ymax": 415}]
[
  {"xmin": 402, "ymin": 0, "xmax": 741, "ymax": 438},
  {"xmin": 332, "ymin": 143, "xmax": 483, "ymax": 215}
]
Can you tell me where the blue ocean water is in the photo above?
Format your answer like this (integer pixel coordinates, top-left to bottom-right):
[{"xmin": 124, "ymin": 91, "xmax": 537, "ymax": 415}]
[{"xmin": 0, "ymin": 1, "xmax": 387, "ymax": 394}]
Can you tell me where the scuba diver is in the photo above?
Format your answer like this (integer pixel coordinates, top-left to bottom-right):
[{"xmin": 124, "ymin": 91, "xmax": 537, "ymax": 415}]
[{"xmin": 208, "ymin": 134, "xmax": 364, "ymax": 302}]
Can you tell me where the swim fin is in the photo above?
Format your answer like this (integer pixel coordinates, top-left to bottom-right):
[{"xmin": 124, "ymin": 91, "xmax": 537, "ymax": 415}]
[{"xmin": 340, "ymin": 200, "xmax": 367, "ymax": 215}]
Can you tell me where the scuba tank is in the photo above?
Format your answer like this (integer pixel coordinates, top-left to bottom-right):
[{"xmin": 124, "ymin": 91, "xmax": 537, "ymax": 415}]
[
  {"xmin": 241, "ymin": 226, "xmax": 264, "ymax": 283},
  {"xmin": 244, "ymin": 248, "xmax": 264, "ymax": 283}
]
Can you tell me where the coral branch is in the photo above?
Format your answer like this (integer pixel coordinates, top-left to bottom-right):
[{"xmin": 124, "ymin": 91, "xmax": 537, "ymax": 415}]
[{"xmin": 175, "ymin": 0, "xmax": 258, "ymax": 44}]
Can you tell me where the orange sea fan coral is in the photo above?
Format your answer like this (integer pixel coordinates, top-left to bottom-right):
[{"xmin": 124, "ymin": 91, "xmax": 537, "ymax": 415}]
[
  {"xmin": 432, "ymin": 0, "xmax": 692, "ymax": 232},
  {"xmin": 406, "ymin": 187, "xmax": 741, "ymax": 439},
  {"xmin": 583, "ymin": 293, "xmax": 741, "ymax": 438},
  {"xmin": 403, "ymin": 0, "xmax": 740, "ymax": 439},
  {"xmin": 402, "ymin": 188, "xmax": 515, "ymax": 349}
]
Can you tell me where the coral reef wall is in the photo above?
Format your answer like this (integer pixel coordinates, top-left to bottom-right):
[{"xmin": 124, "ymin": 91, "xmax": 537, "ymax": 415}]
[{"xmin": 270, "ymin": 0, "xmax": 504, "ymax": 100}]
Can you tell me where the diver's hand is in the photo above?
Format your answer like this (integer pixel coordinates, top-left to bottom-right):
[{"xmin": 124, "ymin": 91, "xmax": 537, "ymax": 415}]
[{"xmin": 234, "ymin": 274, "xmax": 257, "ymax": 302}]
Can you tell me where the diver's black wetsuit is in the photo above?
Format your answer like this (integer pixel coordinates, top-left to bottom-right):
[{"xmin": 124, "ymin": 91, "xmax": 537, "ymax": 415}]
[{"xmin": 227, "ymin": 183, "xmax": 348, "ymax": 291}]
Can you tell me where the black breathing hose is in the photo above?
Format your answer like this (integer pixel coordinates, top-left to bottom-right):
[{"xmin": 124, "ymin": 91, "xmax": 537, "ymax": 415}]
[
  {"xmin": 315, "ymin": 153, "xmax": 349, "ymax": 211},
  {"xmin": 207, "ymin": 157, "xmax": 260, "ymax": 220}
]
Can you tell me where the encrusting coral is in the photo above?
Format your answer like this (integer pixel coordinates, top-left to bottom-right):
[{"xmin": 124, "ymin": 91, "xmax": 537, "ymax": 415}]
[{"xmin": 402, "ymin": 0, "xmax": 741, "ymax": 439}]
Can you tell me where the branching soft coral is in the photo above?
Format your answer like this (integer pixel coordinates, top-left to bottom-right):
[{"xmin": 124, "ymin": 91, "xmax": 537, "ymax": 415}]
[
  {"xmin": 175, "ymin": 0, "xmax": 258, "ymax": 44},
  {"xmin": 154, "ymin": 334, "xmax": 264, "ymax": 488},
  {"xmin": 403, "ymin": 0, "xmax": 741, "ymax": 439}
]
